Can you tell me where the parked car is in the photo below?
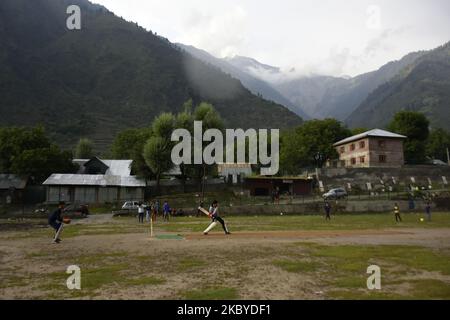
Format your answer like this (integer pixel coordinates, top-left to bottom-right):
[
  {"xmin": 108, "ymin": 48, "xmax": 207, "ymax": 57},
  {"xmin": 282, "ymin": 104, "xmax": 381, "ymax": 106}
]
[
  {"xmin": 121, "ymin": 201, "xmax": 148, "ymax": 211},
  {"xmin": 431, "ymin": 159, "xmax": 448, "ymax": 166},
  {"xmin": 323, "ymin": 188, "xmax": 348, "ymax": 200}
]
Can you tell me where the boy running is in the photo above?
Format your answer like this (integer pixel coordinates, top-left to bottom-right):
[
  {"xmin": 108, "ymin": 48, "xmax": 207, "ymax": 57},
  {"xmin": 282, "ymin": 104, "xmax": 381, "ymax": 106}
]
[
  {"xmin": 204, "ymin": 200, "xmax": 231, "ymax": 235},
  {"xmin": 48, "ymin": 201, "xmax": 65, "ymax": 244}
]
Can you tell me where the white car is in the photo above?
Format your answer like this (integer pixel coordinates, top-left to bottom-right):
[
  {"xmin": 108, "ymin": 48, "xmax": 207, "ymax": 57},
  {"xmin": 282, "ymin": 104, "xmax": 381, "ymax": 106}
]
[
  {"xmin": 323, "ymin": 188, "xmax": 348, "ymax": 200},
  {"xmin": 121, "ymin": 201, "xmax": 146, "ymax": 210}
]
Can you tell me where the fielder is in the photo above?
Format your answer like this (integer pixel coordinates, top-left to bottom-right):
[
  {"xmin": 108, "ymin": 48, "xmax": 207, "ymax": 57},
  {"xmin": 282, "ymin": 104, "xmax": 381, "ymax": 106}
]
[{"xmin": 202, "ymin": 200, "xmax": 231, "ymax": 235}]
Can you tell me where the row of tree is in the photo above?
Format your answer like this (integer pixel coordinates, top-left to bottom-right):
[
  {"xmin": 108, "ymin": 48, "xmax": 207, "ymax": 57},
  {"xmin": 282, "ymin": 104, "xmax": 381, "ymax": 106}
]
[{"xmin": 1, "ymin": 107, "xmax": 449, "ymax": 185}]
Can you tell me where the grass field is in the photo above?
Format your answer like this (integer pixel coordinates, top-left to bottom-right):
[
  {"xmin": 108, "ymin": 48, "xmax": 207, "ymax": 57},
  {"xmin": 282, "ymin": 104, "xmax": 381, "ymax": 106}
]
[{"xmin": 0, "ymin": 212, "xmax": 449, "ymax": 300}]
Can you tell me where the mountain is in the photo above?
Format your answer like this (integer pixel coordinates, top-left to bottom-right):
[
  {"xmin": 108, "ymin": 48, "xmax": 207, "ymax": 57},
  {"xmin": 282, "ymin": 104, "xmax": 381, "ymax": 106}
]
[
  {"xmin": 346, "ymin": 42, "xmax": 450, "ymax": 130},
  {"xmin": 275, "ymin": 76, "xmax": 348, "ymax": 119},
  {"xmin": 225, "ymin": 55, "xmax": 281, "ymax": 75},
  {"xmin": 274, "ymin": 52, "xmax": 425, "ymax": 120},
  {"xmin": 177, "ymin": 44, "xmax": 310, "ymax": 119},
  {"xmin": 0, "ymin": 0, "xmax": 302, "ymax": 150},
  {"xmin": 220, "ymin": 51, "xmax": 426, "ymax": 121}
]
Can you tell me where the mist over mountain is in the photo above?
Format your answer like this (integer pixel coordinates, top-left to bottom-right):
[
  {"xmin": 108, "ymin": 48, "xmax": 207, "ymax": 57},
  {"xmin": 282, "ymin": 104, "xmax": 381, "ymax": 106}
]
[
  {"xmin": 224, "ymin": 50, "xmax": 427, "ymax": 120},
  {"xmin": 178, "ymin": 44, "xmax": 310, "ymax": 119},
  {"xmin": 0, "ymin": 0, "xmax": 302, "ymax": 150},
  {"xmin": 346, "ymin": 42, "xmax": 450, "ymax": 130}
]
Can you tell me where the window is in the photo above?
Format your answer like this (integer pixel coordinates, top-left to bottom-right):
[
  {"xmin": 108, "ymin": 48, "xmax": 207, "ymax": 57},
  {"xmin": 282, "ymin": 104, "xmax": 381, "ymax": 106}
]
[
  {"xmin": 379, "ymin": 155, "xmax": 387, "ymax": 163},
  {"xmin": 359, "ymin": 141, "xmax": 366, "ymax": 148},
  {"xmin": 351, "ymin": 158, "xmax": 357, "ymax": 165},
  {"xmin": 340, "ymin": 146, "xmax": 345, "ymax": 154},
  {"xmin": 350, "ymin": 144, "xmax": 356, "ymax": 151},
  {"xmin": 378, "ymin": 140, "xmax": 386, "ymax": 148},
  {"xmin": 360, "ymin": 156, "xmax": 365, "ymax": 163}
]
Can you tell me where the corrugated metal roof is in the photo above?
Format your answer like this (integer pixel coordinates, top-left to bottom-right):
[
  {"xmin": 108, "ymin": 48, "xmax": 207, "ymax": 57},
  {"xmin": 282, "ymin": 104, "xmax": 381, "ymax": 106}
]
[
  {"xmin": 333, "ymin": 129, "xmax": 407, "ymax": 146},
  {"xmin": 0, "ymin": 174, "xmax": 28, "ymax": 189},
  {"xmin": 103, "ymin": 160, "xmax": 132, "ymax": 176},
  {"xmin": 42, "ymin": 174, "xmax": 145, "ymax": 187},
  {"xmin": 73, "ymin": 158, "xmax": 132, "ymax": 176}
]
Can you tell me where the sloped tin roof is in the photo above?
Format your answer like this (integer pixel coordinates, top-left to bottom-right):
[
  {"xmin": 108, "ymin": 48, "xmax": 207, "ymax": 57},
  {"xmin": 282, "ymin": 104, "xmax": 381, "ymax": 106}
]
[
  {"xmin": 333, "ymin": 129, "xmax": 407, "ymax": 146},
  {"xmin": 42, "ymin": 174, "xmax": 145, "ymax": 187},
  {"xmin": 73, "ymin": 158, "xmax": 132, "ymax": 176}
]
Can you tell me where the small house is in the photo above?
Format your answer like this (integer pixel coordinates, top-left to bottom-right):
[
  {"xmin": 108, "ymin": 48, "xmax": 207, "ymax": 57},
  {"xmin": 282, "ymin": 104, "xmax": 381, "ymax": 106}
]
[
  {"xmin": 43, "ymin": 157, "xmax": 145, "ymax": 204},
  {"xmin": 333, "ymin": 129, "xmax": 407, "ymax": 168},
  {"xmin": 0, "ymin": 174, "xmax": 28, "ymax": 205}
]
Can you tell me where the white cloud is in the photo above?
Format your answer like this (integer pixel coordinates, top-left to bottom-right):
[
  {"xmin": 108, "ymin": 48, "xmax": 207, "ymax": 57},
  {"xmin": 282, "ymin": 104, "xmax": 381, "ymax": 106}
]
[
  {"xmin": 93, "ymin": 0, "xmax": 450, "ymax": 77},
  {"xmin": 175, "ymin": 6, "xmax": 247, "ymax": 58}
]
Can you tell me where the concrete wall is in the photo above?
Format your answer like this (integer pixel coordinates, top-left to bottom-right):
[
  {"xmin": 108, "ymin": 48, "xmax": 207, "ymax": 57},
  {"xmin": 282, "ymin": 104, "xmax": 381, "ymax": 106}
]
[
  {"xmin": 317, "ymin": 166, "xmax": 450, "ymax": 191},
  {"xmin": 146, "ymin": 178, "xmax": 228, "ymax": 196},
  {"xmin": 368, "ymin": 137, "xmax": 404, "ymax": 167},
  {"xmin": 337, "ymin": 137, "xmax": 370, "ymax": 168},
  {"xmin": 181, "ymin": 200, "xmax": 435, "ymax": 216}
]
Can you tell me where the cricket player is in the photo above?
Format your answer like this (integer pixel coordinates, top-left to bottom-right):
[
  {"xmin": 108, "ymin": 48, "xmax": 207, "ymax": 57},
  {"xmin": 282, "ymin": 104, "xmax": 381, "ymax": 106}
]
[
  {"xmin": 204, "ymin": 200, "xmax": 231, "ymax": 235},
  {"xmin": 394, "ymin": 203, "xmax": 402, "ymax": 222},
  {"xmin": 48, "ymin": 201, "xmax": 65, "ymax": 243},
  {"xmin": 324, "ymin": 201, "xmax": 331, "ymax": 220}
]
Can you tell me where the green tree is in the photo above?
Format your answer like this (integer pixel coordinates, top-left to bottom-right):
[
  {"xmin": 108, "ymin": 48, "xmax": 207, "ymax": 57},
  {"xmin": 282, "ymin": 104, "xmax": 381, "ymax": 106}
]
[
  {"xmin": 0, "ymin": 126, "xmax": 76, "ymax": 184},
  {"xmin": 175, "ymin": 109, "xmax": 195, "ymax": 192},
  {"xmin": 280, "ymin": 119, "xmax": 351, "ymax": 174},
  {"xmin": 0, "ymin": 126, "xmax": 50, "ymax": 172},
  {"xmin": 388, "ymin": 111, "xmax": 430, "ymax": 164},
  {"xmin": 10, "ymin": 145, "xmax": 76, "ymax": 184},
  {"xmin": 194, "ymin": 102, "xmax": 224, "ymax": 130},
  {"xmin": 143, "ymin": 136, "xmax": 173, "ymax": 195},
  {"xmin": 143, "ymin": 113, "xmax": 176, "ymax": 194},
  {"xmin": 193, "ymin": 103, "xmax": 224, "ymax": 195},
  {"xmin": 75, "ymin": 138, "xmax": 94, "ymax": 159},
  {"xmin": 110, "ymin": 128, "xmax": 153, "ymax": 179},
  {"xmin": 426, "ymin": 128, "xmax": 450, "ymax": 162}
]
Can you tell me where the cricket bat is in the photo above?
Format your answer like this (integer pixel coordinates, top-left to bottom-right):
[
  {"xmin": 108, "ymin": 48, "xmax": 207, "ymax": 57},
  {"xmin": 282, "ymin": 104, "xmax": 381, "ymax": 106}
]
[
  {"xmin": 54, "ymin": 223, "xmax": 64, "ymax": 241},
  {"xmin": 198, "ymin": 206, "xmax": 211, "ymax": 217}
]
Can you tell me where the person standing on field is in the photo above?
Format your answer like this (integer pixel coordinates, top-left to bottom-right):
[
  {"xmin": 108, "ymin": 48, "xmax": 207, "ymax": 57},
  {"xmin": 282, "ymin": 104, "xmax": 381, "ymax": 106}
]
[
  {"xmin": 163, "ymin": 200, "xmax": 170, "ymax": 222},
  {"xmin": 137, "ymin": 202, "xmax": 145, "ymax": 223},
  {"xmin": 154, "ymin": 200, "xmax": 160, "ymax": 218},
  {"xmin": 145, "ymin": 202, "xmax": 151, "ymax": 222},
  {"xmin": 394, "ymin": 203, "xmax": 402, "ymax": 222},
  {"xmin": 151, "ymin": 201, "xmax": 157, "ymax": 222},
  {"xmin": 324, "ymin": 201, "xmax": 331, "ymax": 220},
  {"xmin": 425, "ymin": 200, "xmax": 432, "ymax": 222}
]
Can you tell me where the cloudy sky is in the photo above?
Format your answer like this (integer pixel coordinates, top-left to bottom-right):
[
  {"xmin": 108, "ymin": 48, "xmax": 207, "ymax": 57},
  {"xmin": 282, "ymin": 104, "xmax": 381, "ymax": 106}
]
[{"xmin": 94, "ymin": 0, "xmax": 450, "ymax": 77}]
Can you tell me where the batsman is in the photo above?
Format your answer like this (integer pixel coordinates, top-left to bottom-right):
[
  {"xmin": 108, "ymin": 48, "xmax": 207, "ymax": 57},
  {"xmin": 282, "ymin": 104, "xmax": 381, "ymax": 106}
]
[{"xmin": 201, "ymin": 200, "xmax": 231, "ymax": 235}]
